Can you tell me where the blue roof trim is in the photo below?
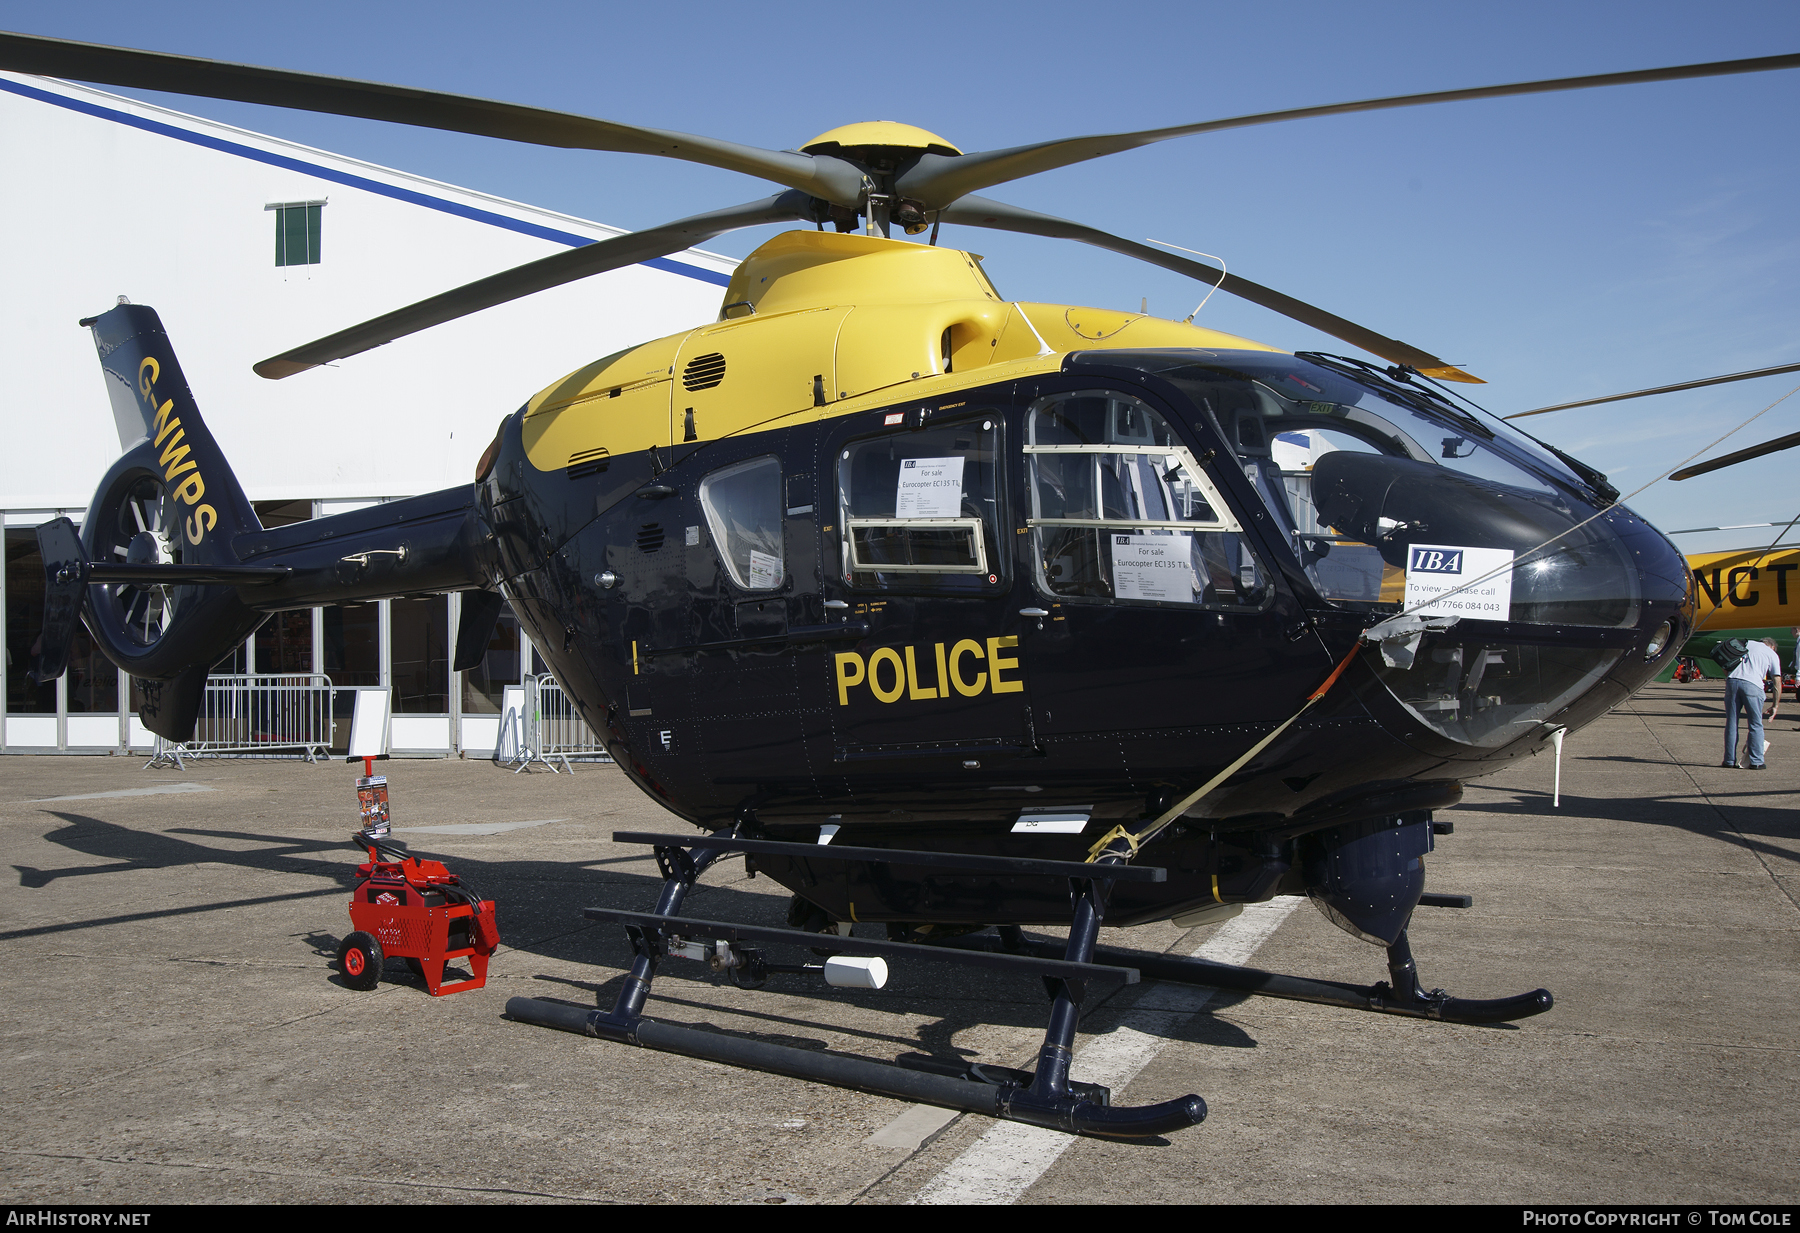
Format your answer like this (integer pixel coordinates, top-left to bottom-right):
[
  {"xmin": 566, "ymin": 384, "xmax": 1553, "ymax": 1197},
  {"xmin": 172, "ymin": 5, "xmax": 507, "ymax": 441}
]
[{"xmin": 0, "ymin": 76, "xmax": 734, "ymax": 288}]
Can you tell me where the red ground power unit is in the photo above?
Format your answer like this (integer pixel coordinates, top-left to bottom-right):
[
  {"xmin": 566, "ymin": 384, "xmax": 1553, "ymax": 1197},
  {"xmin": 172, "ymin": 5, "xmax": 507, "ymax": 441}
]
[{"xmin": 338, "ymin": 836, "xmax": 499, "ymax": 996}]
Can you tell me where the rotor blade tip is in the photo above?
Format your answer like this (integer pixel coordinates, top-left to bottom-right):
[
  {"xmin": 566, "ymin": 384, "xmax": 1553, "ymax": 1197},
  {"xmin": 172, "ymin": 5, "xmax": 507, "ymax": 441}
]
[
  {"xmin": 1419, "ymin": 365, "xmax": 1484, "ymax": 384},
  {"xmin": 253, "ymin": 358, "xmax": 312, "ymax": 380}
]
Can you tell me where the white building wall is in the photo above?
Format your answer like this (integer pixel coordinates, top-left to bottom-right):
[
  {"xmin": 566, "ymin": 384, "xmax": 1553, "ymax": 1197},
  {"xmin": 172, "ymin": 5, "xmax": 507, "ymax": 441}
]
[
  {"xmin": 0, "ymin": 73, "xmax": 738, "ymax": 755},
  {"xmin": 0, "ymin": 72, "xmax": 735, "ymax": 507}
]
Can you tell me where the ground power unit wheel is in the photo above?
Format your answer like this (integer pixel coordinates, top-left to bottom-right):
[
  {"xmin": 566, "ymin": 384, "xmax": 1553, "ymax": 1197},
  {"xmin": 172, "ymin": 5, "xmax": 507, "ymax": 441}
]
[{"xmin": 339, "ymin": 931, "xmax": 384, "ymax": 990}]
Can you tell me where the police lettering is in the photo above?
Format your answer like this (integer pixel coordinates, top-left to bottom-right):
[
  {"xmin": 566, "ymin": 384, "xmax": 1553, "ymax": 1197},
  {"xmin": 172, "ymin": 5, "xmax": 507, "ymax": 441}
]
[{"xmin": 836, "ymin": 637, "xmax": 1023, "ymax": 705}]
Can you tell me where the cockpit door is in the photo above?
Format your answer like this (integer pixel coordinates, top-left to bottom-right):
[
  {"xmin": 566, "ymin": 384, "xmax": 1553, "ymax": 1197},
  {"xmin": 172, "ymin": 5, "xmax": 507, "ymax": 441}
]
[{"xmin": 1014, "ymin": 384, "xmax": 1331, "ymax": 741}]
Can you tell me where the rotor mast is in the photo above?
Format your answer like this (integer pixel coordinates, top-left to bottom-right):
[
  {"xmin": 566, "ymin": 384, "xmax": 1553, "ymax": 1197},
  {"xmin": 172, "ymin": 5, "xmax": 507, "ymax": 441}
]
[{"xmin": 797, "ymin": 122, "xmax": 962, "ymax": 238}]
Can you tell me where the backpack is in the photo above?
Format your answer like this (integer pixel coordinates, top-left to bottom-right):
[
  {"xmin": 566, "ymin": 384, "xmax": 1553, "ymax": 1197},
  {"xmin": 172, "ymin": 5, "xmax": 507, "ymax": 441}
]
[{"xmin": 1709, "ymin": 638, "xmax": 1749, "ymax": 672}]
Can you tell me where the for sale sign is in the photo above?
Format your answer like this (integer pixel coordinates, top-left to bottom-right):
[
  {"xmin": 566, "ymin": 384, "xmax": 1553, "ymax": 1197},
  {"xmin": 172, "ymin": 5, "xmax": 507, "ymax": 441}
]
[
  {"xmin": 1112, "ymin": 533, "xmax": 1196, "ymax": 603},
  {"xmin": 894, "ymin": 456, "xmax": 965, "ymax": 518},
  {"xmin": 1403, "ymin": 543, "xmax": 1514, "ymax": 619}
]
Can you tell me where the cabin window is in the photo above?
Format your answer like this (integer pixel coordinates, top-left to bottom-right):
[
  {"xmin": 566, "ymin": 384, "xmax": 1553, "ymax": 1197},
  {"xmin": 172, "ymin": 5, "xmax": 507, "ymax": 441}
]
[
  {"xmin": 700, "ymin": 455, "xmax": 785, "ymax": 590},
  {"xmin": 835, "ymin": 412, "xmax": 1005, "ymax": 592},
  {"xmin": 1027, "ymin": 391, "xmax": 1270, "ymax": 608}
]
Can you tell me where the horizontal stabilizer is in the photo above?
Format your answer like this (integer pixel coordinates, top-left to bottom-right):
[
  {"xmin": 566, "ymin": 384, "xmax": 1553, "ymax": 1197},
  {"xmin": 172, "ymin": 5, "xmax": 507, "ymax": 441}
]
[{"xmin": 87, "ymin": 562, "xmax": 291, "ymax": 585}]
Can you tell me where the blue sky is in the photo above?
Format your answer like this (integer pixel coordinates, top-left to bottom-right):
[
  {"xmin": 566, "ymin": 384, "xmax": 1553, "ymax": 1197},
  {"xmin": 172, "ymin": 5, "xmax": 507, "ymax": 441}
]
[{"xmin": 5, "ymin": 0, "xmax": 1798, "ymax": 551}]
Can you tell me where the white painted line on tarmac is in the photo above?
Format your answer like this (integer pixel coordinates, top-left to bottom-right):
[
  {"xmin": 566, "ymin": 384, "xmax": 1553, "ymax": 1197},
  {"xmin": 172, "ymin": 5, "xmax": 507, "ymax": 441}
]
[
  {"xmin": 31, "ymin": 783, "xmax": 216, "ymax": 802},
  {"xmin": 865, "ymin": 1102, "xmax": 961, "ymax": 1151},
  {"xmin": 910, "ymin": 896, "xmax": 1303, "ymax": 1205},
  {"xmin": 392, "ymin": 818, "xmax": 565, "ymax": 836}
]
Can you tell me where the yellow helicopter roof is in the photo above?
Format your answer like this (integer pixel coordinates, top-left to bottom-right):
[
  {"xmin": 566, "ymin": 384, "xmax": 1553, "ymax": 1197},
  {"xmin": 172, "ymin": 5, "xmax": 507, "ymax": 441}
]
[
  {"xmin": 801, "ymin": 122, "xmax": 962, "ymax": 155},
  {"xmin": 521, "ymin": 231, "xmax": 1282, "ymax": 472}
]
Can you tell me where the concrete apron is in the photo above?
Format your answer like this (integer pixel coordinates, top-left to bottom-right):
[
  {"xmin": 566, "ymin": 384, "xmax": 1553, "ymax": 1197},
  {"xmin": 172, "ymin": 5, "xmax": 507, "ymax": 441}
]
[{"xmin": 0, "ymin": 679, "xmax": 1793, "ymax": 1204}]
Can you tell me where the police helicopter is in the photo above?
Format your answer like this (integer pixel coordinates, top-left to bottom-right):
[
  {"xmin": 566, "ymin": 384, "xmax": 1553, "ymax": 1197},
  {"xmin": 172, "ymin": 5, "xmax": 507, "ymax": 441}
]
[{"xmin": 8, "ymin": 31, "xmax": 1798, "ymax": 1139}]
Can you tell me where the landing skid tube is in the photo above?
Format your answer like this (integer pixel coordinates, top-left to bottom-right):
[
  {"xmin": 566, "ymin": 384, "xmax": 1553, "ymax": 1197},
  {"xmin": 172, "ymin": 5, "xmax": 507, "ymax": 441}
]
[
  {"xmin": 941, "ymin": 923, "xmax": 1553, "ymax": 1026},
  {"xmin": 506, "ymin": 834, "xmax": 1207, "ymax": 1140}
]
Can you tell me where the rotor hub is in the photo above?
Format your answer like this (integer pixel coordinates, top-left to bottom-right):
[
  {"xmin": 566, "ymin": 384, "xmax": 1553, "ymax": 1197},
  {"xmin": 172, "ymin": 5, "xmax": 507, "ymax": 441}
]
[{"xmin": 125, "ymin": 528, "xmax": 173, "ymax": 568}]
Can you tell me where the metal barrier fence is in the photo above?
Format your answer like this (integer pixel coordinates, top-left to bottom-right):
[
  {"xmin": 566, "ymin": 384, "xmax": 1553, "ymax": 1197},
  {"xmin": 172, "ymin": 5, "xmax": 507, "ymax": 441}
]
[
  {"xmin": 146, "ymin": 673, "xmax": 334, "ymax": 768},
  {"xmin": 502, "ymin": 673, "xmax": 613, "ymax": 773}
]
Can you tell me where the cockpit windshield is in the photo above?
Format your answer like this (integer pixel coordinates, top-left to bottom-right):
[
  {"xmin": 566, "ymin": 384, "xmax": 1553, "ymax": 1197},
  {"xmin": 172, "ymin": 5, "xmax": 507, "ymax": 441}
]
[
  {"xmin": 1069, "ymin": 349, "xmax": 1688, "ymax": 751},
  {"xmin": 1105, "ymin": 350, "xmax": 1643, "ymax": 631}
]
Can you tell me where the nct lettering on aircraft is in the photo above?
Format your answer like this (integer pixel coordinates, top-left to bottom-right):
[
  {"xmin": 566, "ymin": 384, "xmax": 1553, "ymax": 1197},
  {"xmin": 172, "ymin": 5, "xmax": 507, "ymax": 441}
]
[{"xmin": 1692, "ymin": 563, "xmax": 1798, "ymax": 608}]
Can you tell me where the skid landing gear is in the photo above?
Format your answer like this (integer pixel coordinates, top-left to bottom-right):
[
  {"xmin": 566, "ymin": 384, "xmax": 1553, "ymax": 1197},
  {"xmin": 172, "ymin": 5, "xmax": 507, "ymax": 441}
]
[
  {"xmin": 941, "ymin": 914, "xmax": 1552, "ymax": 1026},
  {"xmin": 506, "ymin": 832, "xmax": 1206, "ymax": 1140}
]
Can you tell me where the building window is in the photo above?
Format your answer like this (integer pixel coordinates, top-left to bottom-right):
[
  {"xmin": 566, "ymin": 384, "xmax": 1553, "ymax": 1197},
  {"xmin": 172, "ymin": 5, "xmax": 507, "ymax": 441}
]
[
  {"xmin": 460, "ymin": 602, "xmax": 522, "ymax": 715},
  {"xmin": 66, "ymin": 626, "xmax": 118, "ymax": 714},
  {"xmin": 323, "ymin": 603, "xmax": 380, "ymax": 688},
  {"xmin": 255, "ymin": 610, "xmax": 315, "ymax": 675},
  {"xmin": 267, "ymin": 200, "xmax": 325, "ymax": 267},
  {"xmin": 5, "ymin": 529, "xmax": 56, "ymax": 715},
  {"xmin": 391, "ymin": 595, "xmax": 448, "ymax": 713}
]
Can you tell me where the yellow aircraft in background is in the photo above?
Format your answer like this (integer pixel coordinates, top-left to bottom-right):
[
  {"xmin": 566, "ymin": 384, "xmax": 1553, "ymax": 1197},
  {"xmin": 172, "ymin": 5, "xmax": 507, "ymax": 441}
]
[{"xmin": 1684, "ymin": 545, "xmax": 1800, "ymax": 632}]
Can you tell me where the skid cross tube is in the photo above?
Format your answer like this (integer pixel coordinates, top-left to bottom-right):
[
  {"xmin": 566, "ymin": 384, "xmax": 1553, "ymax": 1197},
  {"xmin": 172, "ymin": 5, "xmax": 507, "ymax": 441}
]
[
  {"xmin": 611, "ymin": 830, "xmax": 1169, "ymax": 882},
  {"xmin": 581, "ymin": 908, "xmax": 1140, "ymax": 986},
  {"xmin": 937, "ymin": 927, "xmax": 1552, "ymax": 1025},
  {"xmin": 505, "ymin": 835, "xmax": 1206, "ymax": 1139}
]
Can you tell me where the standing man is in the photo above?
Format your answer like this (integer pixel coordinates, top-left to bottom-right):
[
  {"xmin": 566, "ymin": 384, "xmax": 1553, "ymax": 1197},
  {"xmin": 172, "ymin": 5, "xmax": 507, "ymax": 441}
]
[
  {"xmin": 1765, "ymin": 638, "xmax": 1783, "ymax": 724},
  {"xmin": 1723, "ymin": 635, "xmax": 1782, "ymax": 769}
]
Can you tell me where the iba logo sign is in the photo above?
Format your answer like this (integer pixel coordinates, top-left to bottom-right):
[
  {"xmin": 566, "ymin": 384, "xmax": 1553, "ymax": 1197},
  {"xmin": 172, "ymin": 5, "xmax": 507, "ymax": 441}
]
[
  {"xmin": 1402, "ymin": 543, "xmax": 1516, "ymax": 619},
  {"xmin": 1408, "ymin": 547, "xmax": 1465, "ymax": 574}
]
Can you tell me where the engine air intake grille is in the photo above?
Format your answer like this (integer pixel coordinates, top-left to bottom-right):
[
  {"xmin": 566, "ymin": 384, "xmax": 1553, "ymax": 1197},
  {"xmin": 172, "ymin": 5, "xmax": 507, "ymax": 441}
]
[
  {"xmin": 681, "ymin": 353, "xmax": 727, "ymax": 391},
  {"xmin": 636, "ymin": 523, "xmax": 665, "ymax": 553},
  {"xmin": 566, "ymin": 447, "xmax": 610, "ymax": 479}
]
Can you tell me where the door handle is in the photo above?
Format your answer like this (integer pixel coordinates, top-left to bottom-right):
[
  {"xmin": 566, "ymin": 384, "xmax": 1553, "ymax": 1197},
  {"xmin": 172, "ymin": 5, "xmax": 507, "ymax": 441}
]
[{"xmin": 1019, "ymin": 608, "xmax": 1050, "ymax": 617}]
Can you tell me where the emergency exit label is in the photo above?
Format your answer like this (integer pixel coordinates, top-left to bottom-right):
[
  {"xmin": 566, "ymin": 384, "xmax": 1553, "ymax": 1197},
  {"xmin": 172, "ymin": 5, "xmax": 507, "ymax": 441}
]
[{"xmin": 1403, "ymin": 544, "xmax": 1514, "ymax": 618}]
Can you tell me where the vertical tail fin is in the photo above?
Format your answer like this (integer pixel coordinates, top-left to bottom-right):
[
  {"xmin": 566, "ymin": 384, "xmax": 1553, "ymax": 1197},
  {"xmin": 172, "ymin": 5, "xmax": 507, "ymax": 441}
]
[
  {"xmin": 82, "ymin": 302, "xmax": 261, "ymax": 564},
  {"xmin": 63, "ymin": 304, "xmax": 268, "ymax": 738}
]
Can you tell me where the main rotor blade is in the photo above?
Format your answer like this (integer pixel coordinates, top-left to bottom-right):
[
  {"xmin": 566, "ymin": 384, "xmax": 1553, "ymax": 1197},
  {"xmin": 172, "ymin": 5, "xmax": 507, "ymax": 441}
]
[
  {"xmin": 0, "ymin": 31, "xmax": 864, "ymax": 205},
  {"xmin": 1670, "ymin": 431, "xmax": 1800, "ymax": 481},
  {"xmin": 255, "ymin": 192, "xmax": 813, "ymax": 379},
  {"xmin": 1505, "ymin": 360, "xmax": 1800, "ymax": 418},
  {"xmin": 899, "ymin": 53, "xmax": 1800, "ymax": 206},
  {"xmin": 939, "ymin": 195, "xmax": 1479, "ymax": 382}
]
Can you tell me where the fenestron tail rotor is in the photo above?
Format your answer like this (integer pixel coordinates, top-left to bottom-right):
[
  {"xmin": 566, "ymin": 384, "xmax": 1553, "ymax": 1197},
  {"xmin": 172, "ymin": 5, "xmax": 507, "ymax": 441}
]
[{"xmin": 96, "ymin": 472, "xmax": 180, "ymax": 649}]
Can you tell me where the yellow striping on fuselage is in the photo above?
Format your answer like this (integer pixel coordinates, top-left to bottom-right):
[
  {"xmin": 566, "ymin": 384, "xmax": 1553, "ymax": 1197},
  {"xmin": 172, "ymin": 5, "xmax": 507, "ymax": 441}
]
[{"xmin": 520, "ymin": 230, "xmax": 1282, "ymax": 472}]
